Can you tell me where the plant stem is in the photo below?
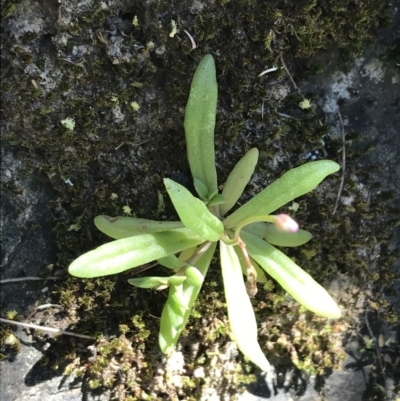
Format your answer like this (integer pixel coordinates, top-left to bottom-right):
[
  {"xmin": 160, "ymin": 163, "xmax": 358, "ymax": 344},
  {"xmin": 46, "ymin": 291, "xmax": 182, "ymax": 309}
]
[
  {"xmin": 236, "ymin": 237, "xmax": 258, "ymax": 297},
  {"xmin": 233, "ymin": 215, "xmax": 276, "ymax": 243},
  {"xmin": 173, "ymin": 241, "xmax": 213, "ymax": 277}
]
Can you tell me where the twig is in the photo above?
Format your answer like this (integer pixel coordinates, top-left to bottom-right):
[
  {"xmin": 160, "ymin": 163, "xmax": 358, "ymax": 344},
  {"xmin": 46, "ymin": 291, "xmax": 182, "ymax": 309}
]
[
  {"xmin": 279, "ymin": 53, "xmax": 305, "ymax": 100},
  {"xmin": 0, "ymin": 318, "xmax": 95, "ymax": 340},
  {"xmin": 258, "ymin": 66, "xmax": 279, "ymax": 77},
  {"xmin": 25, "ymin": 303, "xmax": 61, "ymax": 319},
  {"xmin": 276, "ymin": 111, "xmax": 296, "ymax": 119},
  {"xmin": 0, "ymin": 276, "xmax": 63, "ymax": 284},
  {"xmin": 115, "ymin": 139, "xmax": 150, "ymax": 150},
  {"xmin": 183, "ymin": 30, "xmax": 197, "ymax": 50},
  {"xmin": 37, "ymin": 304, "xmax": 63, "ymax": 310},
  {"xmin": 333, "ymin": 111, "xmax": 346, "ymax": 214},
  {"xmin": 60, "ymin": 58, "xmax": 87, "ymax": 74},
  {"xmin": 364, "ymin": 311, "xmax": 387, "ymax": 392}
]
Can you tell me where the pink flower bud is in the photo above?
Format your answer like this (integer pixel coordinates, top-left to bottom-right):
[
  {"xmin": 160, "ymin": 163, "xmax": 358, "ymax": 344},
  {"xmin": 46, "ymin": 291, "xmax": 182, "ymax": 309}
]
[{"xmin": 274, "ymin": 214, "xmax": 299, "ymax": 233}]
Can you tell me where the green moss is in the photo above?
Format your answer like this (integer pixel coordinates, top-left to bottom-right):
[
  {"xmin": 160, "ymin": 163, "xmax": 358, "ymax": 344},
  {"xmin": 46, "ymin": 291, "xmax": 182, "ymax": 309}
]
[
  {"xmin": 20, "ymin": 32, "xmax": 39, "ymax": 44},
  {"xmin": 1, "ymin": 1, "xmax": 19, "ymax": 18},
  {"xmin": 0, "ymin": 331, "xmax": 21, "ymax": 359}
]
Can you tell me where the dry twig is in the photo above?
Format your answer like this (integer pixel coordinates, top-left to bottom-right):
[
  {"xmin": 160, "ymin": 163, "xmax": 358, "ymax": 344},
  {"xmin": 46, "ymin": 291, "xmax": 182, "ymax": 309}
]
[
  {"xmin": 0, "ymin": 276, "xmax": 63, "ymax": 284},
  {"xmin": 333, "ymin": 111, "xmax": 346, "ymax": 214},
  {"xmin": 0, "ymin": 318, "xmax": 95, "ymax": 340},
  {"xmin": 279, "ymin": 53, "xmax": 305, "ymax": 100},
  {"xmin": 183, "ymin": 30, "xmax": 197, "ymax": 50},
  {"xmin": 364, "ymin": 311, "xmax": 387, "ymax": 392}
]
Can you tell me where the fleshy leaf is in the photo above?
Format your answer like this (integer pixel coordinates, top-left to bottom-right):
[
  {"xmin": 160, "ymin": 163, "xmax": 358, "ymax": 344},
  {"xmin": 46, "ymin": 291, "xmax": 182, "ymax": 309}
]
[
  {"xmin": 263, "ymin": 226, "xmax": 312, "ymax": 247},
  {"xmin": 220, "ymin": 148, "xmax": 259, "ymax": 216},
  {"xmin": 184, "ymin": 54, "xmax": 218, "ymax": 195},
  {"xmin": 68, "ymin": 228, "xmax": 204, "ymax": 278},
  {"xmin": 178, "ymin": 246, "xmax": 197, "ymax": 262},
  {"xmin": 128, "ymin": 276, "xmax": 180, "ymax": 289},
  {"xmin": 220, "ymin": 241, "xmax": 271, "ymax": 372},
  {"xmin": 241, "ymin": 222, "xmax": 269, "ymax": 237},
  {"xmin": 157, "ymin": 255, "xmax": 186, "ymax": 270},
  {"xmin": 169, "ymin": 282, "xmax": 189, "ymax": 309},
  {"xmin": 242, "ymin": 231, "xmax": 341, "ymax": 318},
  {"xmin": 193, "ymin": 178, "xmax": 209, "ymax": 200},
  {"xmin": 94, "ymin": 215, "xmax": 184, "ymax": 239},
  {"xmin": 224, "ymin": 160, "xmax": 340, "ymax": 229},
  {"xmin": 164, "ymin": 178, "xmax": 223, "ymax": 242},
  {"xmin": 168, "ymin": 275, "xmax": 188, "ymax": 286},
  {"xmin": 244, "ymin": 223, "xmax": 313, "ymax": 247},
  {"xmin": 184, "ymin": 265, "xmax": 204, "ymax": 287},
  {"xmin": 159, "ymin": 242, "xmax": 217, "ymax": 354},
  {"xmin": 207, "ymin": 193, "xmax": 226, "ymax": 207}
]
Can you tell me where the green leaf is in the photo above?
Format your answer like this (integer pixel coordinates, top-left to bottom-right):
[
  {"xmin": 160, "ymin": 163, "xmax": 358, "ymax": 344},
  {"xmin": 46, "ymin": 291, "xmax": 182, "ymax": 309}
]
[
  {"xmin": 164, "ymin": 178, "xmax": 223, "ymax": 242},
  {"xmin": 159, "ymin": 242, "xmax": 217, "ymax": 354},
  {"xmin": 94, "ymin": 215, "xmax": 184, "ymax": 239},
  {"xmin": 244, "ymin": 223, "xmax": 313, "ymax": 247},
  {"xmin": 220, "ymin": 241, "xmax": 271, "ymax": 372},
  {"xmin": 128, "ymin": 276, "xmax": 178, "ymax": 289},
  {"xmin": 157, "ymin": 255, "xmax": 186, "ymax": 270},
  {"xmin": 242, "ymin": 231, "xmax": 341, "ymax": 318},
  {"xmin": 68, "ymin": 228, "xmax": 204, "ymax": 278},
  {"xmin": 207, "ymin": 193, "xmax": 226, "ymax": 207},
  {"xmin": 193, "ymin": 178, "xmax": 209, "ymax": 200},
  {"xmin": 241, "ymin": 222, "xmax": 269, "ymax": 237},
  {"xmin": 220, "ymin": 148, "xmax": 259, "ymax": 216},
  {"xmin": 184, "ymin": 54, "xmax": 218, "ymax": 195},
  {"xmin": 264, "ymin": 226, "xmax": 312, "ymax": 247},
  {"xmin": 169, "ymin": 281, "xmax": 189, "ymax": 309},
  {"xmin": 224, "ymin": 160, "xmax": 340, "ymax": 229},
  {"xmin": 184, "ymin": 265, "xmax": 204, "ymax": 287},
  {"xmin": 168, "ymin": 276, "xmax": 188, "ymax": 286},
  {"xmin": 178, "ymin": 246, "xmax": 197, "ymax": 262}
]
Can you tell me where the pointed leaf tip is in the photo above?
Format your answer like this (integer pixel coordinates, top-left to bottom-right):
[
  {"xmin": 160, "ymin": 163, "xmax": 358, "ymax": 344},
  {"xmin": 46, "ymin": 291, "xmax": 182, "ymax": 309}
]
[
  {"xmin": 164, "ymin": 178, "xmax": 223, "ymax": 242},
  {"xmin": 220, "ymin": 241, "xmax": 271, "ymax": 372},
  {"xmin": 224, "ymin": 160, "xmax": 340, "ymax": 229}
]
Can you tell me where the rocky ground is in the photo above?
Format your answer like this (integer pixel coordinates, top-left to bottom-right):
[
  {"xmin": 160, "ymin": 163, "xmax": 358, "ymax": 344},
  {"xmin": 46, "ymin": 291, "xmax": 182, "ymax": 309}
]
[{"xmin": 1, "ymin": 1, "xmax": 399, "ymax": 400}]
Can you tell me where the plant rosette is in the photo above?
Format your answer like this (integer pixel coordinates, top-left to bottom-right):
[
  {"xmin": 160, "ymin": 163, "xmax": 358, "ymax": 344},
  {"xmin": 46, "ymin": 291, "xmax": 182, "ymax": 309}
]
[{"xmin": 69, "ymin": 55, "xmax": 341, "ymax": 372}]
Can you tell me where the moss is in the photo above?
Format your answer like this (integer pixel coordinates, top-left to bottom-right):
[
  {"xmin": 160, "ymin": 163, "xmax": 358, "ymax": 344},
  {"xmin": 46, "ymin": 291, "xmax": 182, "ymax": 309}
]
[
  {"xmin": 20, "ymin": 31, "xmax": 39, "ymax": 44},
  {"xmin": 5, "ymin": 310, "xmax": 19, "ymax": 320},
  {"xmin": 0, "ymin": 331, "xmax": 21, "ymax": 360},
  {"xmin": 1, "ymin": 1, "xmax": 20, "ymax": 18}
]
